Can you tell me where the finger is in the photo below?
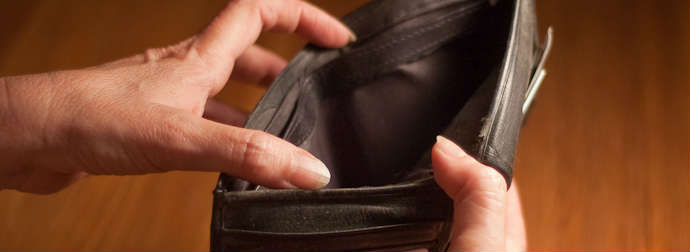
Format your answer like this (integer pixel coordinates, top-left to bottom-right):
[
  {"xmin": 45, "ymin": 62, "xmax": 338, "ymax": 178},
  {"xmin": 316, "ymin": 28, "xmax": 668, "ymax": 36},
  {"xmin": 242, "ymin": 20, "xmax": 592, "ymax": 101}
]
[
  {"xmin": 194, "ymin": 0, "xmax": 354, "ymax": 75},
  {"xmin": 432, "ymin": 135, "xmax": 507, "ymax": 251},
  {"xmin": 135, "ymin": 106, "xmax": 331, "ymax": 189},
  {"xmin": 230, "ymin": 45, "xmax": 287, "ymax": 86},
  {"xmin": 505, "ymin": 183, "xmax": 527, "ymax": 251},
  {"xmin": 202, "ymin": 98, "xmax": 248, "ymax": 126}
]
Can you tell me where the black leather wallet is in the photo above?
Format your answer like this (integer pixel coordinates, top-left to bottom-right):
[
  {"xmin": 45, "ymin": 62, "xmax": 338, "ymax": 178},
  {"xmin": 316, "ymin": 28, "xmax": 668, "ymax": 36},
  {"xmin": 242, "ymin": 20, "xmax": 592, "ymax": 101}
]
[{"xmin": 211, "ymin": 0, "xmax": 552, "ymax": 250}]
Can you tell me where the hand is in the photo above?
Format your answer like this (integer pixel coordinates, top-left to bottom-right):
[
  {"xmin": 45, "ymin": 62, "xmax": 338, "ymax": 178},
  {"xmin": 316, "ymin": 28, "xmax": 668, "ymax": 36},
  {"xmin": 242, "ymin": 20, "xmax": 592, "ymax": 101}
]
[
  {"xmin": 0, "ymin": 0, "xmax": 355, "ymax": 194},
  {"xmin": 433, "ymin": 136, "xmax": 527, "ymax": 251}
]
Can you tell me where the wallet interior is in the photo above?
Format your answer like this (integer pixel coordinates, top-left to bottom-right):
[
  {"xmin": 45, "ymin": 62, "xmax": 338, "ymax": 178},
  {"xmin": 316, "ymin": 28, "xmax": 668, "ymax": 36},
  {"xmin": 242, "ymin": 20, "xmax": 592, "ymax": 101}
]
[
  {"xmin": 211, "ymin": 0, "xmax": 534, "ymax": 250},
  {"xmin": 260, "ymin": 0, "xmax": 512, "ymax": 188}
]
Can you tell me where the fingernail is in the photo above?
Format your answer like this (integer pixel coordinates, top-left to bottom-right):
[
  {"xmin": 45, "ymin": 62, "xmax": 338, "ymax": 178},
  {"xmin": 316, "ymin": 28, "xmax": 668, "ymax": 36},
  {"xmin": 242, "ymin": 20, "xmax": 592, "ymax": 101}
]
[
  {"xmin": 436, "ymin": 135, "xmax": 467, "ymax": 158},
  {"xmin": 348, "ymin": 30, "xmax": 358, "ymax": 43},
  {"xmin": 294, "ymin": 156, "xmax": 331, "ymax": 188},
  {"xmin": 343, "ymin": 25, "xmax": 357, "ymax": 43}
]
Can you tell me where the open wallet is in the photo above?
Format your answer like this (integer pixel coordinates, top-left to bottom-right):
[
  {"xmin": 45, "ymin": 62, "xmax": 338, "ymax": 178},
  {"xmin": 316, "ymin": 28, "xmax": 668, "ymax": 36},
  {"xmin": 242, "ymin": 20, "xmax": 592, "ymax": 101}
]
[{"xmin": 210, "ymin": 0, "xmax": 552, "ymax": 251}]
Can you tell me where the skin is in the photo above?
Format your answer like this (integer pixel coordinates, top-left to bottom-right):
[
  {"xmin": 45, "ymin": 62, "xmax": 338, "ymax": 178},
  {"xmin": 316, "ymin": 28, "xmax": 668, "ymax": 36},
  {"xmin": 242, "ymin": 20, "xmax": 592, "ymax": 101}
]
[
  {"xmin": 0, "ymin": 0, "xmax": 525, "ymax": 250},
  {"xmin": 0, "ymin": 0, "xmax": 349, "ymax": 193},
  {"xmin": 434, "ymin": 136, "xmax": 527, "ymax": 251}
]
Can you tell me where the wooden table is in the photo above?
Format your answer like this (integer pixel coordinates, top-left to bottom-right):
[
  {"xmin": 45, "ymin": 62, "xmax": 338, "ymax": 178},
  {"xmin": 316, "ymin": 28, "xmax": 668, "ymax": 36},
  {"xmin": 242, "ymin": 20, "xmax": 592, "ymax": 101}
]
[{"xmin": 1, "ymin": 0, "xmax": 687, "ymax": 250}]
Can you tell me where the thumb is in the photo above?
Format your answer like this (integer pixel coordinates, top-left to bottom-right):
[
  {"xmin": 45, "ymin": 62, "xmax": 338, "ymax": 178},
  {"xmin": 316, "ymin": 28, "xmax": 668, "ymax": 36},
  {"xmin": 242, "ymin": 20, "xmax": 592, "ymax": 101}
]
[{"xmin": 432, "ymin": 135, "xmax": 508, "ymax": 251}]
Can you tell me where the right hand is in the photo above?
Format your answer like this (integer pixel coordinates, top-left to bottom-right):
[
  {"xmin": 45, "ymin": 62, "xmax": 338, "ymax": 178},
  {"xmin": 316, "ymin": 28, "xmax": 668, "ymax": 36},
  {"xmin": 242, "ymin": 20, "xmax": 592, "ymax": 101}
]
[{"xmin": 433, "ymin": 136, "xmax": 527, "ymax": 251}]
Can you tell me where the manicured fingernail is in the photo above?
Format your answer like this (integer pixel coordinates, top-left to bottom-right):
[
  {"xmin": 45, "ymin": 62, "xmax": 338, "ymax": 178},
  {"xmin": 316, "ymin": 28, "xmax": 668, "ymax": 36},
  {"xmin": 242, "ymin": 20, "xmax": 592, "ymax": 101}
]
[
  {"xmin": 295, "ymin": 156, "xmax": 331, "ymax": 188},
  {"xmin": 343, "ymin": 25, "xmax": 357, "ymax": 43},
  {"xmin": 348, "ymin": 30, "xmax": 357, "ymax": 43},
  {"xmin": 436, "ymin": 135, "xmax": 467, "ymax": 158}
]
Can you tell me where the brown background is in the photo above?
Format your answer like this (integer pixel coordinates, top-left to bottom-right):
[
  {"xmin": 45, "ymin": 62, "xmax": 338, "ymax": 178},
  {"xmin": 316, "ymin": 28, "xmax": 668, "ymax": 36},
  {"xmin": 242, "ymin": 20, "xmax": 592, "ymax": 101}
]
[{"xmin": 0, "ymin": 0, "xmax": 688, "ymax": 250}]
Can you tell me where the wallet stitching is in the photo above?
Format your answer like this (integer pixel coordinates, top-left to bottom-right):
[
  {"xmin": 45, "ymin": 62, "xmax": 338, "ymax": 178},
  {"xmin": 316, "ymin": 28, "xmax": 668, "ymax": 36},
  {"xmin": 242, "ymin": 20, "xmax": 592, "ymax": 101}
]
[
  {"xmin": 349, "ymin": 0, "xmax": 475, "ymax": 39},
  {"xmin": 340, "ymin": 21, "xmax": 478, "ymax": 84},
  {"xmin": 313, "ymin": 1, "xmax": 484, "ymax": 89}
]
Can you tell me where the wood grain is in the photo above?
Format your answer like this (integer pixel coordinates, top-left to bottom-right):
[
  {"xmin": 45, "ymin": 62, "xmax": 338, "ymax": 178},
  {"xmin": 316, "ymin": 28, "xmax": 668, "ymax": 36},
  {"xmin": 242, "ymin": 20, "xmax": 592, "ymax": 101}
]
[{"xmin": 0, "ymin": 0, "xmax": 687, "ymax": 250}]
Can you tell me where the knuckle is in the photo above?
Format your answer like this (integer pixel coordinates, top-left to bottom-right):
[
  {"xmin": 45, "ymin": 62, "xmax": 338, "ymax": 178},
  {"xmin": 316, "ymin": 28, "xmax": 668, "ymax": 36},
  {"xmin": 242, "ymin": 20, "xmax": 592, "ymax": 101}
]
[
  {"xmin": 180, "ymin": 62, "xmax": 224, "ymax": 95},
  {"xmin": 457, "ymin": 170, "xmax": 507, "ymax": 210},
  {"xmin": 144, "ymin": 47, "xmax": 165, "ymax": 62},
  {"xmin": 255, "ymin": 1, "xmax": 278, "ymax": 28},
  {"xmin": 231, "ymin": 0, "xmax": 252, "ymax": 5},
  {"xmin": 237, "ymin": 131, "xmax": 279, "ymax": 178},
  {"xmin": 144, "ymin": 37, "xmax": 200, "ymax": 64},
  {"xmin": 234, "ymin": 0, "xmax": 262, "ymax": 15},
  {"xmin": 479, "ymin": 166, "xmax": 508, "ymax": 191},
  {"xmin": 466, "ymin": 188, "xmax": 506, "ymax": 213}
]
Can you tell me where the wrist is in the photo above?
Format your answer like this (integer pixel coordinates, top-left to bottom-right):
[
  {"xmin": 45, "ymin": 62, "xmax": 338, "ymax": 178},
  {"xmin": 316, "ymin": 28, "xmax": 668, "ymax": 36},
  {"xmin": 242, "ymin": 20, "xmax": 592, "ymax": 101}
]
[
  {"xmin": 0, "ymin": 77, "xmax": 16, "ymax": 151},
  {"xmin": 0, "ymin": 77, "xmax": 24, "ymax": 189},
  {"xmin": 0, "ymin": 73, "xmax": 87, "ymax": 193},
  {"xmin": 0, "ymin": 77, "xmax": 9, "ymax": 121},
  {"xmin": 0, "ymin": 75, "xmax": 58, "ymax": 190}
]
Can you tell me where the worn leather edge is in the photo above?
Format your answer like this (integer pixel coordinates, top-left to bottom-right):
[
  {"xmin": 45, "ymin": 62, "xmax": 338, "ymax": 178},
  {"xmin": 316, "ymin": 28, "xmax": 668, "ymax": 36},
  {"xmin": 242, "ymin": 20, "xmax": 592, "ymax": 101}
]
[
  {"xmin": 477, "ymin": 0, "xmax": 539, "ymax": 188},
  {"xmin": 211, "ymin": 179, "xmax": 452, "ymax": 251}
]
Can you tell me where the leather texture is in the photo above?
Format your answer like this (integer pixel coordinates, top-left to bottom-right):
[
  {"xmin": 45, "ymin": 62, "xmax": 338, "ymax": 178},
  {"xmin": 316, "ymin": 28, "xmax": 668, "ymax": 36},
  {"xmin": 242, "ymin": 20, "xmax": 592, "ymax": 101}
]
[{"xmin": 211, "ymin": 0, "xmax": 551, "ymax": 250}]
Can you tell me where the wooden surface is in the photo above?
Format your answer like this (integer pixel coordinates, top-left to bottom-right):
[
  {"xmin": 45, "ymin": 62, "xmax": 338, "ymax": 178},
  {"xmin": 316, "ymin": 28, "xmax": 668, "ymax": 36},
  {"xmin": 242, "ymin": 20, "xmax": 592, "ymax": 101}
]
[{"xmin": 0, "ymin": 0, "xmax": 687, "ymax": 250}]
